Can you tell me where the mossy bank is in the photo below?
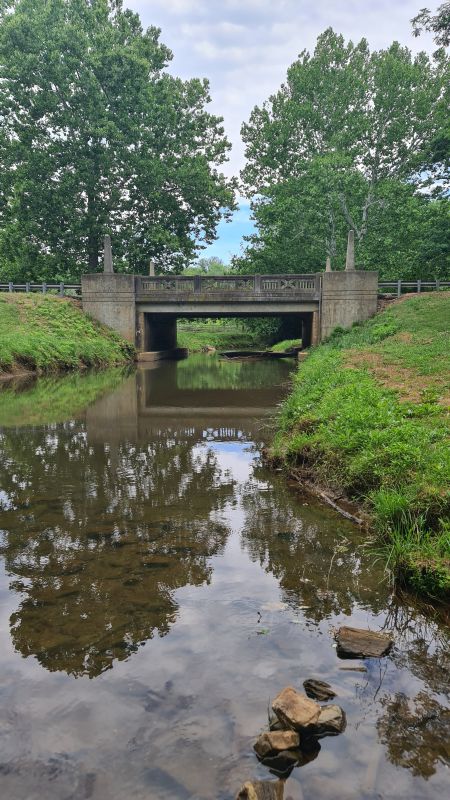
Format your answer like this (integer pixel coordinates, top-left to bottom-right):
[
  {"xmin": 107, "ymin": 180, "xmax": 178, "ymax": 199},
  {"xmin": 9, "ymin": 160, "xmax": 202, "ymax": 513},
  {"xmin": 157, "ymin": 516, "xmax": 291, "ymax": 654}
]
[
  {"xmin": 271, "ymin": 292, "xmax": 450, "ymax": 602},
  {"xmin": 0, "ymin": 294, "xmax": 135, "ymax": 376}
]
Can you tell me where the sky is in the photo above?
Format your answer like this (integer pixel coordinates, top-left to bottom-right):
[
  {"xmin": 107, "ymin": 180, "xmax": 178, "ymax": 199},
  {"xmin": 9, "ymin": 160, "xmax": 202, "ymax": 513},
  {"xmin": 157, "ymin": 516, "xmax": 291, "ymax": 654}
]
[{"xmin": 128, "ymin": 1, "xmax": 435, "ymax": 262}]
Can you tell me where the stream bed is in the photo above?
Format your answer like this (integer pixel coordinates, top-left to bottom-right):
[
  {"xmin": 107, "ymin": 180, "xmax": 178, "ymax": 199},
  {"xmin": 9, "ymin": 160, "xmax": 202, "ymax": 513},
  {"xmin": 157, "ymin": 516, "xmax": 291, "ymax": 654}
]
[{"xmin": 0, "ymin": 356, "xmax": 448, "ymax": 799}]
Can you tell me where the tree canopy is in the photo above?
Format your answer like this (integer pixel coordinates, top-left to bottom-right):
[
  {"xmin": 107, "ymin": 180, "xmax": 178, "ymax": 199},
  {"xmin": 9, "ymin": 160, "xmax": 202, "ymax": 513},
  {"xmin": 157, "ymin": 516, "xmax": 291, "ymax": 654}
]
[
  {"xmin": 238, "ymin": 29, "xmax": 449, "ymax": 276},
  {"xmin": 0, "ymin": 0, "xmax": 235, "ymax": 280}
]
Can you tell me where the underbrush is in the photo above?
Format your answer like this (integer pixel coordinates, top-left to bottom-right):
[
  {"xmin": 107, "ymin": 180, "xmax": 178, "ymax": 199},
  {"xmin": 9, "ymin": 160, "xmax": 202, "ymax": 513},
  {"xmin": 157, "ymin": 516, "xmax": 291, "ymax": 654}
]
[
  {"xmin": 272, "ymin": 293, "xmax": 450, "ymax": 601},
  {"xmin": 0, "ymin": 294, "xmax": 134, "ymax": 374}
]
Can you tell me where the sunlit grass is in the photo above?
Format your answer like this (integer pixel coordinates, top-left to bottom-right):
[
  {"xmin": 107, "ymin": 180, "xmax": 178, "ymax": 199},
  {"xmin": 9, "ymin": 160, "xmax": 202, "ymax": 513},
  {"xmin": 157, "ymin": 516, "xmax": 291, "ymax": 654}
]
[
  {"xmin": 272, "ymin": 293, "xmax": 450, "ymax": 601},
  {"xmin": 0, "ymin": 294, "xmax": 134, "ymax": 373}
]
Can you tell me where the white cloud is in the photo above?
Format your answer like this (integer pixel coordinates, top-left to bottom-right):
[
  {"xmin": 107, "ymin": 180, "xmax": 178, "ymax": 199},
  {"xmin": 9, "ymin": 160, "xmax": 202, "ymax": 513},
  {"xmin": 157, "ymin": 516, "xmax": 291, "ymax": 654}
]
[{"xmin": 128, "ymin": 0, "xmax": 437, "ymax": 180}]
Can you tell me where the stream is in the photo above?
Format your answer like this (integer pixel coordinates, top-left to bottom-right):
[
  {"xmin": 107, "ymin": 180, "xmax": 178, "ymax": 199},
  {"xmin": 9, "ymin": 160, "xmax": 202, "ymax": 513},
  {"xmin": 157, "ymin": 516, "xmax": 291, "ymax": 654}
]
[{"xmin": 0, "ymin": 355, "xmax": 448, "ymax": 799}]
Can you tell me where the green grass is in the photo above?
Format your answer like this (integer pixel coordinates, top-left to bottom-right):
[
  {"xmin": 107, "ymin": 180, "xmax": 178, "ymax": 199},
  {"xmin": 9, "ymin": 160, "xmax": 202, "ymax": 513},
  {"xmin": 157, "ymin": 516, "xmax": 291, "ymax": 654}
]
[
  {"xmin": 272, "ymin": 293, "xmax": 450, "ymax": 602},
  {"xmin": 270, "ymin": 338, "xmax": 302, "ymax": 353},
  {"xmin": 0, "ymin": 294, "xmax": 135, "ymax": 374},
  {"xmin": 177, "ymin": 319, "xmax": 267, "ymax": 352}
]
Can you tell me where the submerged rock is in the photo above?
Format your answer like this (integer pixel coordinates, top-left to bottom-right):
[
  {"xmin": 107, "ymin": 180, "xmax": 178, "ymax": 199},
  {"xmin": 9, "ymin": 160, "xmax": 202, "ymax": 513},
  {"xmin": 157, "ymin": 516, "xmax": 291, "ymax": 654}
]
[
  {"xmin": 314, "ymin": 704, "xmax": 347, "ymax": 736},
  {"xmin": 236, "ymin": 779, "xmax": 284, "ymax": 800},
  {"xmin": 303, "ymin": 678, "xmax": 336, "ymax": 701},
  {"xmin": 336, "ymin": 626, "xmax": 393, "ymax": 658},
  {"xmin": 262, "ymin": 749, "xmax": 301, "ymax": 778},
  {"xmin": 272, "ymin": 686, "xmax": 320, "ymax": 731},
  {"xmin": 254, "ymin": 730, "xmax": 300, "ymax": 758}
]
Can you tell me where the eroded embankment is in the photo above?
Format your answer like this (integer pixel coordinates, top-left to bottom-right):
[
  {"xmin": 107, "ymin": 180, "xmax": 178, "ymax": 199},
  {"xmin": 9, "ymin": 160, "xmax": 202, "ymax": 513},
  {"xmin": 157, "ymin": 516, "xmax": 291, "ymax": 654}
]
[
  {"xmin": 268, "ymin": 292, "xmax": 450, "ymax": 602},
  {"xmin": 0, "ymin": 294, "xmax": 135, "ymax": 377}
]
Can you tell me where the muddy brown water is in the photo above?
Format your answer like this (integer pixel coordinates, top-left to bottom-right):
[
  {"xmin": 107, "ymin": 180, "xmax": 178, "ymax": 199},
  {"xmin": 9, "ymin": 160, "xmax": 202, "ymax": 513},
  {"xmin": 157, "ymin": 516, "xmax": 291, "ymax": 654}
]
[{"xmin": 0, "ymin": 356, "xmax": 448, "ymax": 800}]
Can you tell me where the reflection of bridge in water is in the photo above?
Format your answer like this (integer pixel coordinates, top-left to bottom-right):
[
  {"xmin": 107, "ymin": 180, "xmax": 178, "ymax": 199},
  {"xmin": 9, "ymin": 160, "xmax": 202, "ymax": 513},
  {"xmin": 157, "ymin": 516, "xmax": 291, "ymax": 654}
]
[{"xmin": 86, "ymin": 360, "xmax": 292, "ymax": 443}]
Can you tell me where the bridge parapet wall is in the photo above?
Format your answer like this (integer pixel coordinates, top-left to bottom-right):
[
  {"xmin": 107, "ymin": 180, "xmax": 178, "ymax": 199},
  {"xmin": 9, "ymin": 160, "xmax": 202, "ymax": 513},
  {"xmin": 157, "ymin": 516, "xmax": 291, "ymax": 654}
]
[
  {"xmin": 320, "ymin": 270, "xmax": 379, "ymax": 341},
  {"xmin": 82, "ymin": 273, "xmax": 137, "ymax": 343}
]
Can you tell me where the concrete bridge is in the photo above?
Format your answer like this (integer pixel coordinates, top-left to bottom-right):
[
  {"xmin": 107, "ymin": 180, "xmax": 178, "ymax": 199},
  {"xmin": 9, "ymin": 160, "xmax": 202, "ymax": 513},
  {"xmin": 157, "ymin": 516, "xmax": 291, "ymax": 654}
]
[{"xmin": 82, "ymin": 235, "xmax": 378, "ymax": 355}]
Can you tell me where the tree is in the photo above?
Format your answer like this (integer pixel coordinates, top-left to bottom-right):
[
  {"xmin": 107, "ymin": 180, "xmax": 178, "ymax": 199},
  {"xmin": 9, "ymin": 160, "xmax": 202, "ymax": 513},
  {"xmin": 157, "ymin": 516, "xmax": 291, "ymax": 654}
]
[
  {"xmin": 412, "ymin": 3, "xmax": 450, "ymax": 47},
  {"xmin": 241, "ymin": 30, "xmax": 447, "ymax": 256},
  {"xmin": 0, "ymin": 0, "xmax": 235, "ymax": 281},
  {"xmin": 411, "ymin": 5, "xmax": 450, "ymax": 186}
]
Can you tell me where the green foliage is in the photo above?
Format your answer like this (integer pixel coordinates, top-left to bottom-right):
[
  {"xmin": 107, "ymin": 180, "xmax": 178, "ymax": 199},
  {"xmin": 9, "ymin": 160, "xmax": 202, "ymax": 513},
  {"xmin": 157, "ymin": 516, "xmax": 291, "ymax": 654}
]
[
  {"xmin": 0, "ymin": 0, "xmax": 235, "ymax": 281},
  {"xmin": 182, "ymin": 256, "xmax": 231, "ymax": 276},
  {"xmin": 177, "ymin": 319, "xmax": 266, "ymax": 352},
  {"xmin": 273, "ymin": 293, "xmax": 450, "ymax": 600},
  {"xmin": 238, "ymin": 28, "xmax": 449, "ymax": 277},
  {"xmin": 0, "ymin": 294, "xmax": 134, "ymax": 373}
]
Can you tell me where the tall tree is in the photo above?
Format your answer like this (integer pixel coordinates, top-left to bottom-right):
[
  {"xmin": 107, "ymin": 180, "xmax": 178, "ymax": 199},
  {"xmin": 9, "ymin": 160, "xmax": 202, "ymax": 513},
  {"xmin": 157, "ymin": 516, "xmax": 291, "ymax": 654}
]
[
  {"xmin": 412, "ymin": 3, "xmax": 450, "ymax": 47},
  {"xmin": 241, "ymin": 30, "xmax": 447, "ymax": 252},
  {"xmin": 0, "ymin": 0, "xmax": 235, "ymax": 280}
]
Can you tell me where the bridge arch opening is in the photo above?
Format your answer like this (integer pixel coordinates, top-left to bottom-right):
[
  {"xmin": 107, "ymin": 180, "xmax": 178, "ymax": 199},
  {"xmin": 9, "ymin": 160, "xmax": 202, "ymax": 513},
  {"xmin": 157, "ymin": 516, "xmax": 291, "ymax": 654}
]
[{"xmin": 138, "ymin": 311, "xmax": 317, "ymax": 353}]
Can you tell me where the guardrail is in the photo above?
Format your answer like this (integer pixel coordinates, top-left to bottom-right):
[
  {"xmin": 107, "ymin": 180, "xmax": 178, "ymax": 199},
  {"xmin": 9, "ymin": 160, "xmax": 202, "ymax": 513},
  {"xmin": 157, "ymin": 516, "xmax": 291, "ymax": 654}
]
[
  {"xmin": 378, "ymin": 280, "xmax": 450, "ymax": 296},
  {"xmin": 0, "ymin": 282, "xmax": 82, "ymax": 296},
  {"xmin": 1, "ymin": 277, "xmax": 448, "ymax": 298}
]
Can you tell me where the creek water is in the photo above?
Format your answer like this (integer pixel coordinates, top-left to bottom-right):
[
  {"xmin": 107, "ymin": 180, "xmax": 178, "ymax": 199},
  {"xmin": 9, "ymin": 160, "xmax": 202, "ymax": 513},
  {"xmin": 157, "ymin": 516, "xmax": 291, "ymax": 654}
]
[{"xmin": 0, "ymin": 356, "xmax": 448, "ymax": 800}]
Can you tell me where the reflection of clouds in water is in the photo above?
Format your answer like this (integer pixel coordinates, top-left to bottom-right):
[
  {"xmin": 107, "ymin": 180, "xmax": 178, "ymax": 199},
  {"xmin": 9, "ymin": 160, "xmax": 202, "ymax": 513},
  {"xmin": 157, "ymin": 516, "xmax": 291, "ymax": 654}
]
[{"xmin": 191, "ymin": 441, "xmax": 255, "ymax": 484}]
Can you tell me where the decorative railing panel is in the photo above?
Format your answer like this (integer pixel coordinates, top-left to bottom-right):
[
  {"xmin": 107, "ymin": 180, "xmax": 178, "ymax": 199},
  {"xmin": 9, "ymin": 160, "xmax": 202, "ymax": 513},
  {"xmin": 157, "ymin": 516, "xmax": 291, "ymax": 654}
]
[
  {"xmin": 199, "ymin": 276, "xmax": 254, "ymax": 292},
  {"xmin": 140, "ymin": 277, "xmax": 195, "ymax": 293},
  {"xmin": 137, "ymin": 274, "xmax": 320, "ymax": 296},
  {"xmin": 260, "ymin": 276, "xmax": 317, "ymax": 292}
]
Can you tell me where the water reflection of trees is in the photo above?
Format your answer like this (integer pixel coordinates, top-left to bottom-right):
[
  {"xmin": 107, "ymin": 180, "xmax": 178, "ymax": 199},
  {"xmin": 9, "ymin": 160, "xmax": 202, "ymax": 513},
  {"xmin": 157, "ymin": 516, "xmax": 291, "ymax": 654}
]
[
  {"xmin": 0, "ymin": 424, "xmax": 232, "ymax": 677},
  {"xmin": 378, "ymin": 691, "xmax": 450, "ymax": 778},
  {"xmin": 239, "ymin": 476, "xmax": 388, "ymax": 622}
]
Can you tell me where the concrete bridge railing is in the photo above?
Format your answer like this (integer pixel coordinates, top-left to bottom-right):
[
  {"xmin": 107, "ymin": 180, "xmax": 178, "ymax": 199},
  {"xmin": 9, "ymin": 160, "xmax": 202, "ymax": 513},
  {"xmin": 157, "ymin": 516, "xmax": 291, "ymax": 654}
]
[{"xmin": 136, "ymin": 274, "xmax": 320, "ymax": 296}]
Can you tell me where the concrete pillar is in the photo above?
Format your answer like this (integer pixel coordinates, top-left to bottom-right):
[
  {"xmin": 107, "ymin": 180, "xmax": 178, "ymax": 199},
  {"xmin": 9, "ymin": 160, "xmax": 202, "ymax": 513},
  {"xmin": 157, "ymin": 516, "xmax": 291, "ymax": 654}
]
[
  {"xmin": 136, "ymin": 310, "xmax": 146, "ymax": 351},
  {"xmin": 311, "ymin": 310, "xmax": 320, "ymax": 346},
  {"xmin": 320, "ymin": 270, "xmax": 378, "ymax": 340},
  {"xmin": 149, "ymin": 261, "xmax": 155, "ymax": 276},
  {"xmin": 345, "ymin": 230, "xmax": 355, "ymax": 271},
  {"xmin": 301, "ymin": 314, "xmax": 312, "ymax": 348},
  {"xmin": 81, "ymin": 274, "xmax": 137, "ymax": 343},
  {"xmin": 325, "ymin": 256, "xmax": 332, "ymax": 272},
  {"xmin": 104, "ymin": 235, "xmax": 113, "ymax": 273}
]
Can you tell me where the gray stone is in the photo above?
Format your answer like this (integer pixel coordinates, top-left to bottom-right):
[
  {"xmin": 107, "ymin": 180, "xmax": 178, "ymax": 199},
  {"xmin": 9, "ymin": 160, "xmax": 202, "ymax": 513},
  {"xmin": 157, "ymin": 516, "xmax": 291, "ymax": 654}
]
[
  {"xmin": 236, "ymin": 779, "xmax": 284, "ymax": 800},
  {"xmin": 254, "ymin": 730, "xmax": 300, "ymax": 758},
  {"xmin": 345, "ymin": 229, "xmax": 355, "ymax": 270},
  {"xmin": 325, "ymin": 256, "xmax": 332, "ymax": 272},
  {"xmin": 314, "ymin": 704, "xmax": 347, "ymax": 736},
  {"xmin": 103, "ymin": 234, "xmax": 113, "ymax": 273},
  {"xmin": 303, "ymin": 678, "xmax": 336, "ymax": 701},
  {"xmin": 336, "ymin": 626, "xmax": 393, "ymax": 658},
  {"xmin": 272, "ymin": 686, "xmax": 320, "ymax": 731}
]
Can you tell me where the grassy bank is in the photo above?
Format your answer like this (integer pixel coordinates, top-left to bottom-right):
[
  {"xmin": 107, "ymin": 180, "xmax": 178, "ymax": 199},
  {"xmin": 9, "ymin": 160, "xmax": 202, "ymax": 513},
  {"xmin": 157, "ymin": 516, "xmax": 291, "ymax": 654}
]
[
  {"xmin": 0, "ymin": 294, "xmax": 134, "ymax": 375},
  {"xmin": 177, "ymin": 319, "xmax": 267, "ymax": 352},
  {"xmin": 271, "ymin": 293, "xmax": 450, "ymax": 601}
]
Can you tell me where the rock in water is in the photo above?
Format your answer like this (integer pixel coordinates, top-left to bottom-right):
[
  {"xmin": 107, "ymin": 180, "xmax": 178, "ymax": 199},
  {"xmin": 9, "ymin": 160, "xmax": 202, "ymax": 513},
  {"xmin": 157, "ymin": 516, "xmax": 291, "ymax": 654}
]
[
  {"xmin": 272, "ymin": 686, "xmax": 320, "ymax": 731},
  {"xmin": 303, "ymin": 679, "xmax": 336, "ymax": 701},
  {"xmin": 336, "ymin": 626, "xmax": 393, "ymax": 658},
  {"xmin": 315, "ymin": 704, "xmax": 347, "ymax": 736},
  {"xmin": 236, "ymin": 780, "xmax": 284, "ymax": 800},
  {"xmin": 262, "ymin": 749, "xmax": 300, "ymax": 778},
  {"xmin": 254, "ymin": 730, "xmax": 300, "ymax": 758}
]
